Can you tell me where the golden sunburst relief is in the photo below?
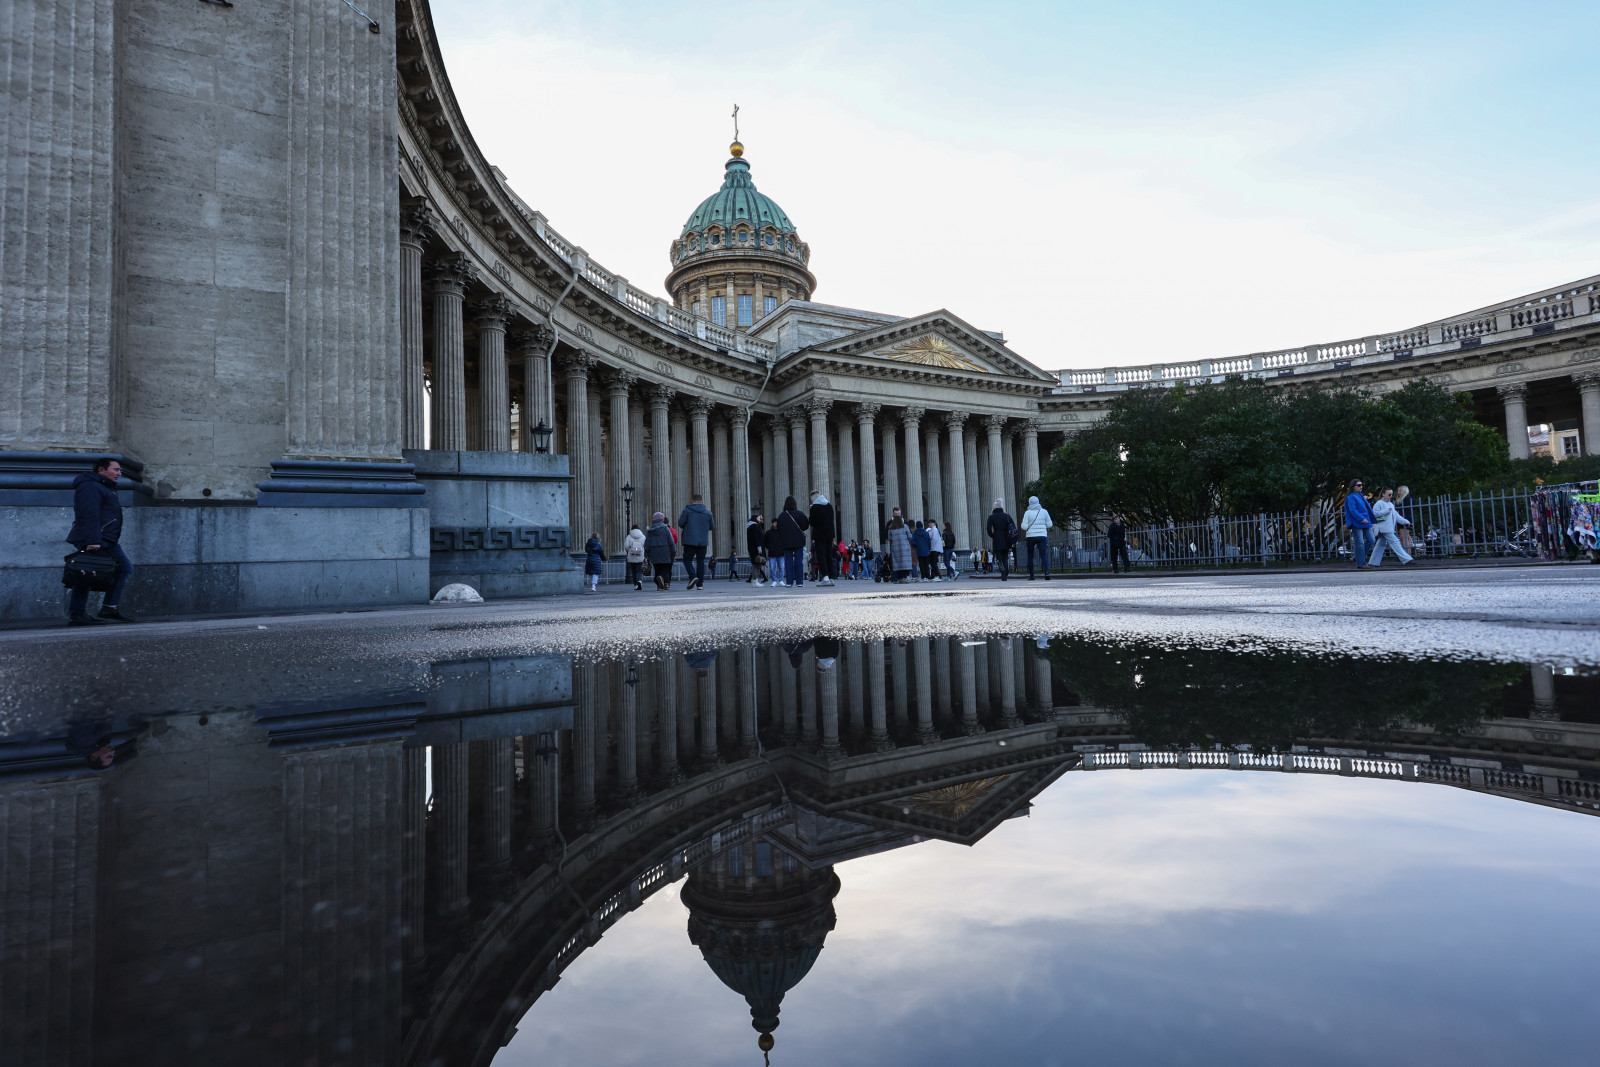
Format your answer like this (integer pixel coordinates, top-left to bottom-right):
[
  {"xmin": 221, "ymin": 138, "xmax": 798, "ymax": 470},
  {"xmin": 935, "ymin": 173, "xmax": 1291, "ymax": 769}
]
[
  {"xmin": 903, "ymin": 774, "xmax": 1012, "ymax": 819},
  {"xmin": 874, "ymin": 333, "xmax": 987, "ymax": 372}
]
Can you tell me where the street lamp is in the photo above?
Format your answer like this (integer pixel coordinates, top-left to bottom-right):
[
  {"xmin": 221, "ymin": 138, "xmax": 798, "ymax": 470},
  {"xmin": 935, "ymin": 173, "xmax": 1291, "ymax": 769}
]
[
  {"xmin": 621, "ymin": 482, "xmax": 634, "ymax": 530},
  {"xmin": 530, "ymin": 418, "xmax": 553, "ymax": 454}
]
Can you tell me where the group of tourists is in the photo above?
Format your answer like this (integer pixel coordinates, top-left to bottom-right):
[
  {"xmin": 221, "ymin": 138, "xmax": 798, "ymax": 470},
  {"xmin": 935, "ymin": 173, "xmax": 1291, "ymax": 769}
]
[{"xmin": 1342, "ymin": 480, "xmax": 1418, "ymax": 568}]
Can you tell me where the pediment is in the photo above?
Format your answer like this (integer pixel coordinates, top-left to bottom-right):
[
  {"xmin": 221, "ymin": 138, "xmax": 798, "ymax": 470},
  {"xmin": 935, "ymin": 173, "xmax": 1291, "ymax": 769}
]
[
  {"xmin": 828, "ymin": 761, "xmax": 1072, "ymax": 845},
  {"xmin": 812, "ymin": 310, "xmax": 1056, "ymax": 382}
]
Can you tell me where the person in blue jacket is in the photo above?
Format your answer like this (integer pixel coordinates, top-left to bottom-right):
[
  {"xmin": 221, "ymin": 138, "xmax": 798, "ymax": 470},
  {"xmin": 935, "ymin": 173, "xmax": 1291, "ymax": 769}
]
[{"xmin": 1343, "ymin": 478, "xmax": 1376, "ymax": 568}]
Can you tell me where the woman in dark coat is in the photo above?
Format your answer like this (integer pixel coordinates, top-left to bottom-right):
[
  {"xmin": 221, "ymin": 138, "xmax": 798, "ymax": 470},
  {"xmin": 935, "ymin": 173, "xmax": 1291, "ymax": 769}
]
[
  {"xmin": 644, "ymin": 512, "xmax": 676, "ymax": 590},
  {"xmin": 776, "ymin": 496, "xmax": 809, "ymax": 588},
  {"xmin": 887, "ymin": 515, "xmax": 914, "ymax": 582},
  {"xmin": 583, "ymin": 534, "xmax": 605, "ymax": 592}
]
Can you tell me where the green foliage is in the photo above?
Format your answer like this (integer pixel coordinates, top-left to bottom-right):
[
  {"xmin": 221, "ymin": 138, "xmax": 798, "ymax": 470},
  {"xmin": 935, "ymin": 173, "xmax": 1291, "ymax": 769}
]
[
  {"xmin": 1046, "ymin": 637, "xmax": 1519, "ymax": 751},
  {"xmin": 1033, "ymin": 377, "xmax": 1508, "ymax": 526},
  {"xmin": 1470, "ymin": 453, "xmax": 1600, "ymax": 491}
]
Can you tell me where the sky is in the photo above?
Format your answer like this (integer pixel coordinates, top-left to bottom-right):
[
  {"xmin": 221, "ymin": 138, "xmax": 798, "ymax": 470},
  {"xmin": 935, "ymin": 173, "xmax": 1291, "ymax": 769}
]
[
  {"xmin": 497, "ymin": 772, "xmax": 1600, "ymax": 1065},
  {"xmin": 428, "ymin": 1, "xmax": 1600, "ymax": 371}
]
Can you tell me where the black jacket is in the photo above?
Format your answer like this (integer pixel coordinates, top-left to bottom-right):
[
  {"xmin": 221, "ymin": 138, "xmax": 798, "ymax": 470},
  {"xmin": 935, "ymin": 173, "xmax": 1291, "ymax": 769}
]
[
  {"xmin": 777, "ymin": 507, "xmax": 809, "ymax": 550},
  {"xmin": 985, "ymin": 508, "xmax": 1016, "ymax": 550},
  {"xmin": 1107, "ymin": 520, "xmax": 1127, "ymax": 545},
  {"xmin": 67, "ymin": 472, "xmax": 122, "ymax": 546},
  {"xmin": 746, "ymin": 520, "xmax": 766, "ymax": 558},
  {"xmin": 763, "ymin": 526, "xmax": 782, "ymax": 554},
  {"xmin": 808, "ymin": 501, "xmax": 836, "ymax": 545}
]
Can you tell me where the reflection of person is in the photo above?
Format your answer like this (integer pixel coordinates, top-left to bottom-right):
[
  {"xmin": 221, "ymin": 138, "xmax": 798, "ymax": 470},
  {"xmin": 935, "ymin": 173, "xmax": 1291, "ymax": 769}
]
[
  {"xmin": 684, "ymin": 649, "xmax": 718, "ymax": 676},
  {"xmin": 66, "ymin": 457, "xmax": 136, "ymax": 625},
  {"xmin": 814, "ymin": 635, "xmax": 840, "ymax": 670},
  {"xmin": 66, "ymin": 720, "xmax": 136, "ymax": 770}
]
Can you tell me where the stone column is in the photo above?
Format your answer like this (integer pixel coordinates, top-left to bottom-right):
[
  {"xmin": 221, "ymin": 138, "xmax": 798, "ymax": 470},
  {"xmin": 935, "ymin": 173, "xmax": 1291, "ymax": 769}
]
[
  {"xmin": 818, "ymin": 661, "xmax": 843, "ymax": 761},
  {"xmin": 1004, "ymin": 430, "xmax": 1020, "ymax": 519},
  {"xmin": 670, "ymin": 405, "xmax": 690, "ymax": 521},
  {"xmin": 1576, "ymin": 373, "xmax": 1600, "ymax": 456},
  {"xmin": 772, "ymin": 416, "xmax": 791, "ymax": 509},
  {"xmin": 630, "ymin": 395, "xmax": 648, "ymax": 523},
  {"xmin": 399, "ymin": 202, "xmax": 434, "ymax": 450},
  {"xmin": 963, "ymin": 426, "xmax": 983, "ymax": 553},
  {"xmin": 911, "ymin": 637, "xmax": 937, "ymax": 744},
  {"xmin": 688, "ymin": 395, "xmax": 713, "ymax": 505},
  {"xmin": 427, "ymin": 256, "xmax": 476, "ymax": 450},
  {"xmin": 528, "ymin": 732, "xmax": 558, "ymax": 851},
  {"xmin": 867, "ymin": 639, "xmax": 892, "ymax": 750},
  {"xmin": 857, "ymin": 403, "xmax": 881, "ymax": 542},
  {"xmin": 560, "ymin": 353, "xmax": 596, "ymax": 550},
  {"xmin": 881, "ymin": 421, "xmax": 901, "ymax": 529},
  {"xmin": 476, "ymin": 738, "xmax": 514, "ymax": 875},
  {"xmin": 473, "ymin": 296, "xmax": 513, "ymax": 452},
  {"xmin": 922, "ymin": 415, "xmax": 943, "ymax": 524},
  {"xmin": 799, "ymin": 655, "xmax": 818, "ymax": 745},
  {"xmin": 944, "ymin": 414, "xmax": 970, "ymax": 552},
  {"xmin": 1020, "ymin": 419, "xmax": 1042, "ymax": 491},
  {"xmin": 1498, "ymin": 384, "xmax": 1530, "ymax": 460},
  {"xmin": 657, "ymin": 658, "xmax": 683, "ymax": 785},
  {"xmin": 433, "ymin": 742, "xmax": 470, "ymax": 916},
  {"xmin": 698, "ymin": 660, "xmax": 722, "ymax": 769},
  {"xmin": 617, "ymin": 663, "xmax": 639, "ymax": 804},
  {"xmin": 712, "ymin": 413, "xmax": 732, "ymax": 559},
  {"xmin": 836, "ymin": 417, "xmax": 857, "ymax": 544},
  {"xmin": 402, "ymin": 747, "xmax": 427, "ymax": 963},
  {"xmin": 761, "ymin": 421, "xmax": 777, "ymax": 516},
  {"xmin": 465, "ymin": 381, "xmax": 483, "ymax": 451},
  {"xmin": 605, "ymin": 374, "xmax": 636, "ymax": 551},
  {"xmin": 901, "ymin": 407, "xmax": 925, "ymax": 524},
  {"xmin": 787, "ymin": 408, "xmax": 810, "ymax": 500},
  {"xmin": 730, "ymin": 409, "xmax": 751, "ymax": 533},
  {"xmin": 995, "ymin": 638, "xmax": 1020, "ymax": 727},
  {"xmin": 573, "ymin": 662, "xmax": 598, "ymax": 825},
  {"xmin": 890, "ymin": 640, "xmax": 909, "ymax": 725},
  {"xmin": 985, "ymin": 416, "xmax": 1007, "ymax": 511},
  {"xmin": 648, "ymin": 387, "xmax": 673, "ymax": 521},
  {"xmin": 512, "ymin": 325, "xmax": 553, "ymax": 450},
  {"xmin": 957, "ymin": 641, "xmax": 983, "ymax": 734},
  {"xmin": 739, "ymin": 644, "xmax": 760, "ymax": 757},
  {"xmin": 808, "ymin": 398, "xmax": 833, "ymax": 502},
  {"xmin": 1031, "ymin": 641, "xmax": 1053, "ymax": 713}
]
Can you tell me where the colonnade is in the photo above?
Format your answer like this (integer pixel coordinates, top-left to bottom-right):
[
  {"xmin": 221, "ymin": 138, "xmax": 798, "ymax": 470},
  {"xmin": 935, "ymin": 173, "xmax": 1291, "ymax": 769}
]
[{"xmin": 1496, "ymin": 374, "xmax": 1600, "ymax": 460}]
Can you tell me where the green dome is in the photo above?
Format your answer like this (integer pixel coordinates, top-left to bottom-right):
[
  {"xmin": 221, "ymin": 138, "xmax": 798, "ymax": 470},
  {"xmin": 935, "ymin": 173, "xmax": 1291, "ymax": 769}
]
[{"xmin": 682, "ymin": 157, "xmax": 796, "ymax": 235}]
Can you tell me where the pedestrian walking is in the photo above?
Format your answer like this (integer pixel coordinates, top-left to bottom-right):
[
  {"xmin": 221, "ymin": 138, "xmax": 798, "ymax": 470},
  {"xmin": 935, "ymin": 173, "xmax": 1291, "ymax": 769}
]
[
  {"xmin": 1394, "ymin": 485, "xmax": 1416, "ymax": 555},
  {"xmin": 913, "ymin": 520, "xmax": 932, "ymax": 580},
  {"xmin": 583, "ymin": 534, "xmax": 605, "ymax": 591},
  {"xmin": 777, "ymin": 495, "xmax": 809, "ymax": 587},
  {"xmin": 1368, "ymin": 487, "xmax": 1416, "ymax": 567},
  {"xmin": 1107, "ymin": 514, "xmax": 1131, "ymax": 574},
  {"xmin": 623, "ymin": 524, "xmax": 646, "ymax": 589},
  {"xmin": 887, "ymin": 514, "xmax": 915, "ymax": 582},
  {"xmin": 1020, "ymin": 495, "xmax": 1054, "ymax": 579},
  {"xmin": 644, "ymin": 513, "xmax": 676, "ymax": 590},
  {"xmin": 746, "ymin": 512, "xmax": 768, "ymax": 586},
  {"xmin": 808, "ymin": 490, "xmax": 838, "ymax": 586},
  {"xmin": 942, "ymin": 522, "xmax": 960, "ymax": 580},
  {"xmin": 986, "ymin": 499, "xmax": 1016, "ymax": 581},
  {"xmin": 678, "ymin": 493, "xmax": 715, "ymax": 590},
  {"xmin": 765, "ymin": 519, "xmax": 785, "ymax": 588},
  {"xmin": 64, "ymin": 457, "xmax": 137, "ymax": 624},
  {"xmin": 925, "ymin": 520, "xmax": 945, "ymax": 581},
  {"xmin": 1343, "ymin": 479, "xmax": 1376, "ymax": 568}
]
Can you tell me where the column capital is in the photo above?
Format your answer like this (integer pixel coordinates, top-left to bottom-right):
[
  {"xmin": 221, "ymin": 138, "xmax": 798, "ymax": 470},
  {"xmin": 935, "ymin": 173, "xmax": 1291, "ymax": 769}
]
[
  {"xmin": 1497, "ymin": 382, "xmax": 1528, "ymax": 401},
  {"xmin": 470, "ymin": 294, "xmax": 513, "ymax": 330},
  {"xmin": 783, "ymin": 406, "xmax": 808, "ymax": 428},
  {"xmin": 805, "ymin": 396, "xmax": 833, "ymax": 417},
  {"xmin": 943, "ymin": 411, "xmax": 968, "ymax": 432},
  {"xmin": 1574, "ymin": 371, "xmax": 1600, "ymax": 392},
  {"xmin": 647, "ymin": 385, "xmax": 676, "ymax": 409},
  {"xmin": 727, "ymin": 406, "xmax": 750, "ymax": 429},
  {"xmin": 557, "ymin": 351, "xmax": 597, "ymax": 380},
  {"xmin": 686, "ymin": 396, "xmax": 714, "ymax": 419},
  {"xmin": 901, "ymin": 405, "xmax": 926, "ymax": 424},
  {"xmin": 508, "ymin": 324, "xmax": 553, "ymax": 352},
  {"xmin": 856, "ymin": 401, "xmax": 882, "ymax": 422},
  {"xmin": 984, "ymin": 413, "xmax": 1008, "ymax": 433},
  {"xmin": 604, "ymin": 371, "xmax": 639, "ymax": 396},
  {"xmin": 425, "ymin": 253, "xmax": 477, "ymax": 295},
  {"xmin": 1018, "ymin": 418, "xmax": 1041, "ymax": 436},
  {"xmin": 400, "ymin": 199, "xmax": 436, "ymax": 247}
]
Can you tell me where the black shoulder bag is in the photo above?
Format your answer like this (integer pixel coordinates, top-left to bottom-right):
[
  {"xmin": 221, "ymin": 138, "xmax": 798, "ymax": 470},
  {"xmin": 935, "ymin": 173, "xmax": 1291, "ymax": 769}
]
[{"xmin": 63, "ymin": 549, "xmax": 118, "ymax": 591}]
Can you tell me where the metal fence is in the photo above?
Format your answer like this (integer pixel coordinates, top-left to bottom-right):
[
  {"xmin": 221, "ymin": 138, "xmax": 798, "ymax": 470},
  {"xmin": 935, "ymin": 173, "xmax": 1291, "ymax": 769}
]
[{"xmin": 1042, "ymin": 481, "xmax": 1598, "ymax": 571}]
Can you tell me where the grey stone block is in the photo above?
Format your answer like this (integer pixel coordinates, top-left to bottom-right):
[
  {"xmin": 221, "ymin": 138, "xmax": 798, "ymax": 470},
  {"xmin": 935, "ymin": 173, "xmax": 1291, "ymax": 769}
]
[{"xmin": 420, "ymin": 477, "xmax": 487, "ymax": 526}]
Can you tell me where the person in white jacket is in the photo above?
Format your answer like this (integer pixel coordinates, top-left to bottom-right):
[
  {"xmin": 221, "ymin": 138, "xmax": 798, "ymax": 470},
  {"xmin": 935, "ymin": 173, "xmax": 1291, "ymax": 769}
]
[
  {"xmin": 623, "ymin": 524, "xmax": 647, "ymax": 589},
  {"xmin": 1368, "ymin": 488, "xmax": 1415, "ymax": 567},
  {"xmin": 1019, "ymin": 495, "xmax": 1054, "ymax": 580}
]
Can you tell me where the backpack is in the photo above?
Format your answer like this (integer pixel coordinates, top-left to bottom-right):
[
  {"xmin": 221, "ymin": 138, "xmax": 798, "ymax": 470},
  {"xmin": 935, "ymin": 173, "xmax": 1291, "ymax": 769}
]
[{"xmin": 1006, "ymin": 518, "xmax": 1018, "ymax": 545}]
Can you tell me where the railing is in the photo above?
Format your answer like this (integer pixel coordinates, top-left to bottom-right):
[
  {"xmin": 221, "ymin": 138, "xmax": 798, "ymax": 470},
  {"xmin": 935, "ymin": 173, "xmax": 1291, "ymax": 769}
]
[
  {"xmin": 1046, "ymin": 482, "xmax": 1597, "ymax": 571},
  {"xmin": 1047, "ymin": 277, "xmax": 1600, "ymax": 394},
  {"xmin": 1077, "ymin": 748, "xmax": 1599, "ymax": 811}
]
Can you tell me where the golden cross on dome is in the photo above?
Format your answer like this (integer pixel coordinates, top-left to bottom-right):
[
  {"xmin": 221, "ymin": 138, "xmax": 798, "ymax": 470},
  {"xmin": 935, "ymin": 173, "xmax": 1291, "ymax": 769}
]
[{"xmin": 731, "ymin": 103, "xmax": 740, "ymax": 142}]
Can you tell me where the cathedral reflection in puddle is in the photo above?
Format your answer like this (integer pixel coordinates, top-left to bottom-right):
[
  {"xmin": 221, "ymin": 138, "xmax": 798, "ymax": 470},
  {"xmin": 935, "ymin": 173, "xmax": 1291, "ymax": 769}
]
[{"xmin": 2, "ymin": 636, "xmax": 1596, "ymax": 1066}]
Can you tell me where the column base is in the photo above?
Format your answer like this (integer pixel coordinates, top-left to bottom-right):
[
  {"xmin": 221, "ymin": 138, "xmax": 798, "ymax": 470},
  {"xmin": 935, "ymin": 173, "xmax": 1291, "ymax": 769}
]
[
  {"xmin": 0, "ymin": 450, "xmax": 153, "ymax": 506},
  {"xmin": 257, "ymin": 458, "xmax": 425, "ymax": 507}
]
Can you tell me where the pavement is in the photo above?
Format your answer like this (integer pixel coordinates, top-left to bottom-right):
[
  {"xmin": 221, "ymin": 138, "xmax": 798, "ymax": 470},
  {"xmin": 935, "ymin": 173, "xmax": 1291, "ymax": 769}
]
[{"xmin": 2, "ymin": 566, "xmax": 1597, "ymax": 735}]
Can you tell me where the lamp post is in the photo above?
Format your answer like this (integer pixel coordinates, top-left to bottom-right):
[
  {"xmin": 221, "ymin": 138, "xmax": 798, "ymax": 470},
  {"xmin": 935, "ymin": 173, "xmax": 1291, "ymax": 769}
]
[
  {"xmin": 531, "ymin": 418, "xmax": 553, "ymax": 454},
  {"xmin": 621, "ymin": 482, "xmax": 634, "ymax": 532}
]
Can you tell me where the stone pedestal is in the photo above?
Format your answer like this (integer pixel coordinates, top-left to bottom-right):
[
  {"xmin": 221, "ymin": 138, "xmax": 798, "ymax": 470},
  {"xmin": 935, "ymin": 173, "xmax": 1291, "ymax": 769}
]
[{"xmin": 406, "ymin": 449, "xmax": 578, "ymax": 598}]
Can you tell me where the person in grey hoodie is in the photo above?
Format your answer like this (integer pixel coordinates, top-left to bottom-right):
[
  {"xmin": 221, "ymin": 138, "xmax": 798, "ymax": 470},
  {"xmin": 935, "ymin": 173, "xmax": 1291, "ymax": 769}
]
[
  {"xmin": 677, "ymin": 493, "xmax": 715, "ymax": 591},
  {"xmin": 1019, "ymin": 495, "xmax": 1054, "ymax": 580}
]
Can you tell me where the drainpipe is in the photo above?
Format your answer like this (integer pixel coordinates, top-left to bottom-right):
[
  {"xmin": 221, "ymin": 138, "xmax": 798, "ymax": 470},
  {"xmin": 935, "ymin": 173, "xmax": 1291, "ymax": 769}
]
[
  {"xmin": 543, "ymin": 267, "xmax": 580, "ymax": 429},
  {"xmin": 740, "ymin": 354, "xmax": 775, "ymax": 516}
]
